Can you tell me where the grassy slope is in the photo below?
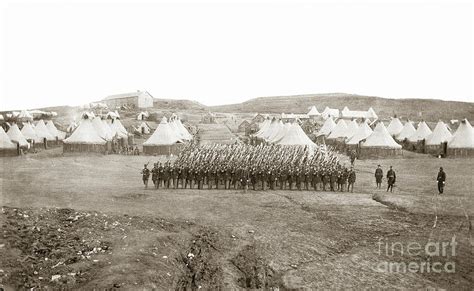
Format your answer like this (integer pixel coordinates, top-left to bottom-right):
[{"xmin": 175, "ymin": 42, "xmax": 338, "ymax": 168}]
[{"xmin": 209, "ymin": 93, "xmax": 474, "ymax": 122}]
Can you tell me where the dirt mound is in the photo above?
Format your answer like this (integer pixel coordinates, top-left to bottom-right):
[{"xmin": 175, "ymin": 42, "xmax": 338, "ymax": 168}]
[
  {"xmin": 231, "ymin": 244, "xmax": 282, "ymax": 289},
  {"xmin": 175, "ymin": 229, "xmax": 224, "ymax": 290},
  {"xmin": 0, "ymin": 206, "xmax": 191, "ymax": 289}
]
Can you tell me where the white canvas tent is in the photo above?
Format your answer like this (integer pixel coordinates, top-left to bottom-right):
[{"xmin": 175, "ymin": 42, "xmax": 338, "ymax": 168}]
[
  {"xmin": 92, "ymin": 117, "xmax": 113, "ymax": 141},
  {"xmin": 63, "ymin": 118, "xmax": 107, "ymax": 153},
  {"xmin": 254, "ymin": 118, "xmax": 271, "ymax": 137},
  {"xmin": 343, "ymin": 119, "xmax": 359, "ymax": 140},
  {"xmin": 34, "ymin": 120, "xmax": 55, "ymax": 142},
  {"xmin": 327, "ymin": 119, "xmax": 348, "ymax": 139},
  {"xmin": 1, "ymin": 126, "xmax": 18, "ymax": 156},
  {"xmin": 360, "ymin": 122, "xmax": 402, "ymax": 157},
  {"xmin": 396, "ymin": 121, "xmax": 416, "ymax": 141},
  {"xmin": 387, "ymin": 117, "xmax": 404, "ymax": 136},
  {"xmin": 45, "ymin": 120, "xmax": 60, "ymax": 139},
  {"xmin": 268, "ymin": 122, "xmax": 291, "ymax": 143},
  {"xmin": 138, "ymin": 122, "xmax": 151, "ymax": 134},
  {"xmin": 426, "ymin": 121, "xmax": 452, "ymax": 145},
  {"xmin": 143, "ymin": 117, "xmax": 185, "ymax": 155},
  {"xmin": 108, "ymin": 119, "xmax": 128, "ymax": 138},
  {"xmin": 21, "ymin": 122, "xmax": 38, "ymax": 142},
  {"xmin": 447, "ymin": 119, "xmax": 474, "ymax": 156},
  {"xmin": 317, "ymin": 117, "xmax": 336, "ymax": 136},
  {"xmin": 273, "ymin": 122, "xmax": 315, "ymax": 146},
  {"xmin": 7, "ymin": 124, "xmax": 29, "ymax": 148},
  {"xmin": 307, "ymin": 106, "xmax": 320, "ymax": 116},
  {"xmin": 408, "ymin": 121, "xmax": 432, "ymax": 142},
  {"xmin": 346, "ymin": 121, "xmax": 373, "ymax": 145}
]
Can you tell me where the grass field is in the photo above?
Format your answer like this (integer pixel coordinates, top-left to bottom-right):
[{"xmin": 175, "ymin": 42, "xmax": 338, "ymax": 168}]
[{"xmin": 1, "ymin": 148, "xmax": 473, "ymax": 289}]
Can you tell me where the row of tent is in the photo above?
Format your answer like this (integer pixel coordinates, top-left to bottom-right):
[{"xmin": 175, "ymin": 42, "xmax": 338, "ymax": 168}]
[
  {"xmin": 0, "ymin": 120, "xmax": 65, "ymax": 156},
  {"xmin": 306, "ymin": 106, "xmax": 378, "ymax": 120},
  {"xmin": 61, "ymin": 113, "xmax": 193, "ymax": 155},
  {"xmin": 317, "ymin": 116, "xmax": 474, "ymax": 156},
  {"xmin": 253, "ymin": 118, "xmax": 316, "ymax": 146}
]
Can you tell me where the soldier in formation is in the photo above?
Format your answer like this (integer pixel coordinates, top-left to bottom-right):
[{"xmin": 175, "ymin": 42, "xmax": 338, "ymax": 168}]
[{"xmin": 140, "ymin": 143, "xmax": 359, "ymax": 193}]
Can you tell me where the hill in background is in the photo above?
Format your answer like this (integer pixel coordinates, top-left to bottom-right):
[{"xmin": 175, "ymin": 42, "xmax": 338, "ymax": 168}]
[{"xmin": 209, "ymin": 93, "xmax": 474, "ymax": 122}]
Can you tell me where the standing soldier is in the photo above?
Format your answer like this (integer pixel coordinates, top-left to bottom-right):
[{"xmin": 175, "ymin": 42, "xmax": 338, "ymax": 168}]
[
  {"xmin": 251, "ymin": 167, "xmax": 258, "ymax": 191},
  {"xmin": 336, "ymin": 168, "xmax": 343, "ymax": 191},
  {"xmin": 375, "ymin": 165, "xmax": 383, "ymax": 189},
  {"xmin": 437, "ymin": 167, "xmax": 446, "ymax": 194},
  {"xmin": 170, "ymin": 164, "xmax": 178, "ymax": 189},
  {"xmin": 341, "ymin": 168, "xmax": 348, "ymax": 192},
  {"xmin": 240, "ymin": 167, "xmax": 249, "ymax": 193},
  {"xmin": 279, "ymin": 167, "xmax": 288, "ymax": 190},
  {"xmin": 330, "ymin": 170, "xmax": 338, "ymax": 192},
  {"xmin": 347, "ymin": 167, "xmax": 356, "ymax": 193},
  {"xmin": 184, "ymin": 165, "xmax": 190, "ymax": 189},
  {"xmin": 304, "ymin": 167, "xmax": 311, "ymax": 190},
  {"xmin": 207, "ymin": 167, "xmax": 214, "ymax": 189},
  {"xmin": 151, "ymin": 163, "xmax": 159, "ymax": 189},
  {"xmin": 196, "ymin": 167, "xmax": 203, "ymax": 189},
  {"xmin": 141, "ymin": 164, "xmax": 150, "ymax": 189},
  {"xmin": 157, "ymin": 162, "xmax": 164, "ymax": 189},
  {"xmin": 322, "ymin": 169, "xmax": 330, "ymax": 191},
  {"xmin": 261, "ymin": 168, "xmax": 268, "ymax": 191},
  {"xmin": 188, "ymin": 167, "xmax": 195, "ymax": 189},
  {"xmin": 177, "ymin": 166, "xmax": 185, "ymax": 189},
  {"xmin": 224, "ymin": 167, "xmax": 232, "ymax": 190},
  {"xmin": 163, "ymin": 163, "xmax": 171, "ymax": 188},
  {"xmin": 350, "ymin": 150, "xmax": 356, "ymax": 166},
  {"xmin": 386, "ymin": 166, "xmax": 396, "ymax": 193},
  {"xmin": 288, "ymin": 168, "xmax": 294, "ymax": 190}
]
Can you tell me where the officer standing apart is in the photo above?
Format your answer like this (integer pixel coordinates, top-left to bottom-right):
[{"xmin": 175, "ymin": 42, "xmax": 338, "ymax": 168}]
[
  {"xmin": 141, "ymin": 164, "xmax": 150, "ymax": 189},
  {"xmin": 386, "ymin": 166, "xmax": 396, "ymax": 193},
  {"xmin": 375, "ymin": 165, "xmax": 383, "ymax": 189},
  {"xmin": 437, "ymin": 167, "xmax": 446, "ymax": 194}
]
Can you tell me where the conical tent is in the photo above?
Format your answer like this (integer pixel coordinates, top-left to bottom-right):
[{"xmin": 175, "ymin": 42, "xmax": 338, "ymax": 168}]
[
  {"xmin": 266, "ymin": 120, "xmax": 284, "ymax": 142},
  {"xmin": 273, "ymin": 122, "xmax": 315, "ymax": 146},
  {"xmin": 143, "ymin": 117, "xmax": 183, "ymax": 146},
  {"xmin": 269, "ymin": 122, "xmax": 291, "ymax": 143},
  {"xmin": 367, "ymin": 107, "xmax": 378, "ymax": 119},
  {"xmin": 21, "ymin": 122, "xmax": 39, "ymax": 141},
  {"xmin": 448, "ymin": 119, "xmax": 474, "ymax": 149},
  {"xmin": 34, "ymin": 120, "xmax": 55, "ymax": 141},
  {"xmin": 7, "ymin": 124, "xmax": 29, "ymax": 148},
  {"xmin": 108, "ymin": 119, "xmax": 128, "ymax": 138},
  {"xmin": 346, "ymin": 121, "xmax": 373, "ymax": 145},
  {"xmin": 46, "ymin": 120, "xmax": 60, "ymax": 138},
  {"xmin": 408, "ymin": 121, "xmax": 432, "ymax": 142},
  {"xmin": 317, "ymin": 117, "xmax": 336, "ymax": 136},
  {"xmin": 426, "ymin": 121, "xmax": 452, "ymax": 145},
  {"xmin": 254, "ymin": 118, "xmax": 271, "ymax": 137},
  {"xmin": 361, "ymin": 123, "xmax": 401, "ymax": 149},
  {"xmin": 327, "ymin": 119, "xmax": 348, "ymax": 139},
  {"xmin": 92, "ymin": 117, "xmax": 113, "ymax": 141},
  {"xmin": 307, "ymin": 106, "xmax": 320, "ymax": 116},
  {"xmin": 343, "ymin": 120, "xmax": 359, "ymax": 139},
  {"xmin": 387, "ymin": 117, "xmax": 404, "ymax": 136},
  {"xmin": 396, "ymin": 121, "xmax": 416, "ymax": 141},
  {"xmin": 1, "ymin": 127, "xmax": 16, "ymax": 149},
  {"xmin": 63, "ymin": 119, "xmax": 106, "ymax": 145},
  {"xmin": 261, "ymin": 118, "xmax": 279, "ymax": 140},
  {"xmin": 176, "ymin": 119, "xmax": 193, "ymax": 140}
]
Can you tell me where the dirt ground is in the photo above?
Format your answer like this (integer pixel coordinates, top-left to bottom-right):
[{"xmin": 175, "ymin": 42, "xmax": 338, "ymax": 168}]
[{"xmin": 1, "ymin": 148, "xmax": 473, "ymax": 289}]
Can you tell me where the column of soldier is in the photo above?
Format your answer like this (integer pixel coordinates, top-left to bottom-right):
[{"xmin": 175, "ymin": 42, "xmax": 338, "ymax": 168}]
[{"xmin": 141, "ymin": 143, "xmax": 357, "ymax": 192}]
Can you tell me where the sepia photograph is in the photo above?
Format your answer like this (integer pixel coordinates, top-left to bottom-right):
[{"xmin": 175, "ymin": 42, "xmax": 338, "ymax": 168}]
[{"xmin": 0, "ymin": 0, "xmax": 473, "ymax": 289}]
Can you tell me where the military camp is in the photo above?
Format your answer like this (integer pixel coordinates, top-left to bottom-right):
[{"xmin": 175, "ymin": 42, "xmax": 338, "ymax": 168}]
[{"xmin": 1, "ymin": 2, "xmax": 473, "ymax": 288}]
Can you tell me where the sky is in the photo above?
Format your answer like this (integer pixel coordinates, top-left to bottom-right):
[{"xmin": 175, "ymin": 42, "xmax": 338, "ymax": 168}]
[{"xmin": 0, "ymin": 0, "xmax": 472, "ymax": 111}]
